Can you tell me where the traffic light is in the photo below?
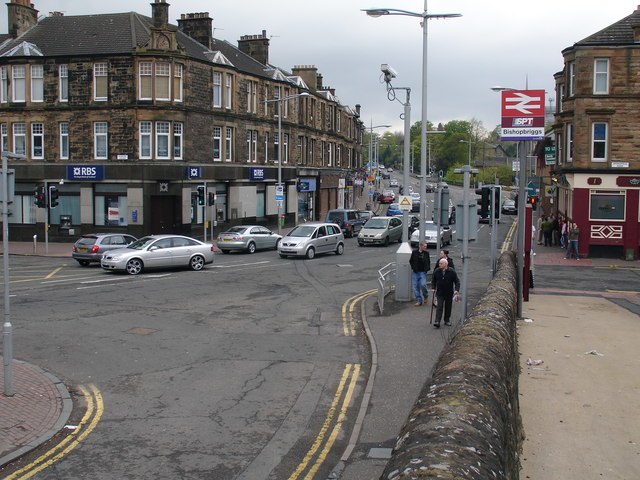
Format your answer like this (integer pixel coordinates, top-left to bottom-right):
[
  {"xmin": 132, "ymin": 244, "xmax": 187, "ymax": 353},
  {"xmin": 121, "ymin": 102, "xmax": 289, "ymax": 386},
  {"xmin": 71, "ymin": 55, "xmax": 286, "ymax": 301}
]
[
  {"xmin": 528, "ymin": 195, "xmax": 538, "ymax": 211},
  {"xmin": 207, "ymin": 191, "xmax": 215, "ymax": 206},
  {"xmin": 475, "ymin": 186, "xmax": 490, "ymax": 217},
  {"xmin": 196, "ymin": 185, "xmax": 205, "ymax": 206},
  {"xmin": 493, "ymin": 185, "xmax": 501, "ymax": 220},
  {"xmin": 34, "ymin": 186, "xmax": 46, "ymax": 208},
  {"xmin": 49, "ymin": 186, "xmax": 59, "ymax": 208}
]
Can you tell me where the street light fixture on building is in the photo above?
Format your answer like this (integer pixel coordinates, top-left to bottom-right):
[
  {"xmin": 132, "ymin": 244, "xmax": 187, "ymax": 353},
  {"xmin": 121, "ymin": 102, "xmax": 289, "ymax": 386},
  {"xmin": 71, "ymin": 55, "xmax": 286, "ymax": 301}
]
[
  {"xmin": 363, "ymin": 3, "xmax": 461, "ymax": 243},
  {"xmin": 265, "ymin": 92, "xmax": 309, "ymax": 235}
]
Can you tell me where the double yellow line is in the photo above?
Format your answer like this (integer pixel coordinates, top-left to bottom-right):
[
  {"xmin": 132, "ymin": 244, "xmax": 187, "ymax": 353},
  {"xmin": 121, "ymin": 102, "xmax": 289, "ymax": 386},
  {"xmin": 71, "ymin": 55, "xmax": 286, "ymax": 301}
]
[
  {"xmin": 289, "ymin": 363, "xmax": 361, "ymax": 480},
  {"xmin": 501, "ymin": 220, "xmax": 518, "ymax": 253},
  {"xmin": 7, "ymin": 384, "xmax": 104, "ymax": 479},
  {"xmin": 341, "ymin": 289, "xmax": 376, "ymax": 336}
]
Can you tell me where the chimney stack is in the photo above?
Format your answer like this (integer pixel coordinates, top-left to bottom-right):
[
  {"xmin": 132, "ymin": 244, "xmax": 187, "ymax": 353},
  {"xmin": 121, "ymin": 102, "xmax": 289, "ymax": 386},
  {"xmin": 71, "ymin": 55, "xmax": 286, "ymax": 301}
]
[
  {"xmin": 151, "ymin": 0, "xmax": 169, "ymax": 28},
  {"xmin": 7, "ymin": 0, "xmax": 38, "ymax": 38},
  {"xmin": 291, "ymin": 65, "xmax": 319, "ymax": 91},
  {"xmin": 178, "ymin": 12, "xmax": 213, "ymax": 50},
  {"xmin": 238, "ymin": 30, "xmax": 270, "ymax": 65}
]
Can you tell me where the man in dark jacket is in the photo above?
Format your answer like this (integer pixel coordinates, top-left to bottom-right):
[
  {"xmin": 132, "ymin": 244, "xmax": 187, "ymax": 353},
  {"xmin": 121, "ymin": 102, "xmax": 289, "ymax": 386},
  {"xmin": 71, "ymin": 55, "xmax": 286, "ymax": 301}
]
[
  {"xmin": 409, "ymin": 241, "xmax": 431, "ymax": 306},
  {"xmin": 431, "ymin": 257, "xmax": 460, "ymax": 327}
]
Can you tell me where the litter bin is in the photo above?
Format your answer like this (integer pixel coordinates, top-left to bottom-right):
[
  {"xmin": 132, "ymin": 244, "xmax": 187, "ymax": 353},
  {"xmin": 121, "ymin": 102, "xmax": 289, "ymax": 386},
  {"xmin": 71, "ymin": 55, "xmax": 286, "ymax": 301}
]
[{"xmin": 59, "ymin": 215, "xmax": 72, "ymax": 230}]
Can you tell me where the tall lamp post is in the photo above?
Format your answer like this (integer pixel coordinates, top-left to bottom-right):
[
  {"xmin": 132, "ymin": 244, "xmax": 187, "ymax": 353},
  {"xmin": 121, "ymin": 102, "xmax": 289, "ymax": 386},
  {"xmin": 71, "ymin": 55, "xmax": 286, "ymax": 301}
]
[
  {"xmin": 363, "ymin": 3, "xmax": 461, "ymax": 243},
  {"xmin": 367, "ymin": 122, "xmax": 391, "ymax": 201},
  {"xmin": 459, "ymin": 138, "xmax": 472, "ymax": 166},
  {"xmin": 266, "ymin": 92, "xmax": 309, "ymax": 235}
]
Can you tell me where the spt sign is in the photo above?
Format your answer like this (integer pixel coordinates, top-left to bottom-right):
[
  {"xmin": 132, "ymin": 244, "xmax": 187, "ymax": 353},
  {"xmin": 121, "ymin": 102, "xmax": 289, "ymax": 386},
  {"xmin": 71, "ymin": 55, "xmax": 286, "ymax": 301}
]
[{"xmin": 500, "ymin": 89, "xmax": 546, "ymax": 141}]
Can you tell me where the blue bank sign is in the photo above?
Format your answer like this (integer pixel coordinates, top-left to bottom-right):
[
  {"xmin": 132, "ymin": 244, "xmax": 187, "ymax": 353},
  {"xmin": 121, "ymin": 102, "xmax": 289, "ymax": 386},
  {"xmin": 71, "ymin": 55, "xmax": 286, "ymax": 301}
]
[
  {"xmin": 67, "ymin": 165, "xmax": 105, "ymax": 180},
  {"xmin": 249, "ymin": 167, "xmax": 266, "ymax": 181}
]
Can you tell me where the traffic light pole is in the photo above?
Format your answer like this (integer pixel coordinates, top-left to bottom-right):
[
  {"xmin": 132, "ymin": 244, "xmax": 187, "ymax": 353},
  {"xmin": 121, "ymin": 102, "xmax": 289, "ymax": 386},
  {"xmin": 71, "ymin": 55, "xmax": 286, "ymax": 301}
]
[
  {"xmin": 44, "ymin": 180, "xmax": 49, "ymax": 254},
  {"xmin": 203, "ymin": 184, "xmax": 207, "ymax": 243},
  {"xmin": 490, "ymin": 185, "xmax": 497, "ymax": 278},
  {"xmin": 516, "ymin": 141, "xmax": 527, "ymax": 318},
  {"xmin": 2, "ymin": 152, "xmax": 13, "ymax": 395}
]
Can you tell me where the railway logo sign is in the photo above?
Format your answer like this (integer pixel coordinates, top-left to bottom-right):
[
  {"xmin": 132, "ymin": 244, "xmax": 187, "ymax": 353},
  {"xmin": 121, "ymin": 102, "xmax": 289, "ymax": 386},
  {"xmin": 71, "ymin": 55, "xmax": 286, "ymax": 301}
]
[{"xmin": 500, "ymin": 89, "xmax": 546, "ymax": 141}]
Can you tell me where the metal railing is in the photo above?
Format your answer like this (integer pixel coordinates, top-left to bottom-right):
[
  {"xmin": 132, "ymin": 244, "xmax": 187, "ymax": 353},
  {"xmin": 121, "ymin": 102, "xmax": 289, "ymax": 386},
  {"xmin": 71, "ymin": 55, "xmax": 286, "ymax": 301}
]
[{"xmin": 377, "ymin": 262, "xmax": 396, "ymax": 314}]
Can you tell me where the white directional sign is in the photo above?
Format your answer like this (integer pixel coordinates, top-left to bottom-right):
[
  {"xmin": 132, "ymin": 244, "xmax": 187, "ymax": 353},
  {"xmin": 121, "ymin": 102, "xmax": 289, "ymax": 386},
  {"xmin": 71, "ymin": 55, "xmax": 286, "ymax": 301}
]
[{"xmin": 398, "ymin": 195, "xmax": 412, "ymax": 211}]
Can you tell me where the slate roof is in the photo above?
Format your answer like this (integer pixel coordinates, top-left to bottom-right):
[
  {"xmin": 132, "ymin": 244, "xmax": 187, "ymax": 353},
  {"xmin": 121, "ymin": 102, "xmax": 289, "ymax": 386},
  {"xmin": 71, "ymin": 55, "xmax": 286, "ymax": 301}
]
[
  {"xmin": 0, "ymin": 11, "xmax": 282, "ymax": 82},
  {"xmin": 572, "ymin": 7, "xmax": 640, "ymax": 47}
]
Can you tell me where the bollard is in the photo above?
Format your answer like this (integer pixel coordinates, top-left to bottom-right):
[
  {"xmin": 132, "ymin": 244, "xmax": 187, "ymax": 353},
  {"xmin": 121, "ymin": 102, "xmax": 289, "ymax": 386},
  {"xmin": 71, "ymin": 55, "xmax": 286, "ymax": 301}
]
[
  {"xmin": 33, "ymin": 234, "xmax": 37, "ymax": 254},
  {"xmin": 394, "ymin": 242, "xmax": 413, "ymax": 301}
]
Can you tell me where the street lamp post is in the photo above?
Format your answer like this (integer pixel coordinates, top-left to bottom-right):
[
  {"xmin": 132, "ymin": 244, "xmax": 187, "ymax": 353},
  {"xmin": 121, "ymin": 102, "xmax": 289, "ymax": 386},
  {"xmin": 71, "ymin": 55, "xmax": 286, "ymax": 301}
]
[
  {"xmin": 459, "ymin": 138, "xmax": 472, "ymax": 166},
  {"xmin": 367, "ymin": 122, "xmax": 391, "ymax": 203},
  {"xmin": 363, "ymin": 3, "xmax": 461, "ymax": 243},
  {"xmin": 266, "ymin": 92, "xmax": 309, "ymax": 235}
]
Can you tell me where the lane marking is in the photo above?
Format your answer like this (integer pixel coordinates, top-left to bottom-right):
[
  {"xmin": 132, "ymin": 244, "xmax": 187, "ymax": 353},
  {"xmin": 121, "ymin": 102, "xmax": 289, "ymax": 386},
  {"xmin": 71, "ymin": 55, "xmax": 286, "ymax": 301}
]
[
  {"xmin": 45, "ymin": 267, "xmax": 63, "ymax": 279},
  {"xmin": 341, "ymin": 290, "xmax": 376, "ymax": 336},
  {"xmin": 210, "ymin": 260, "xmax": 271, "ymax": 268},
  {"xmin": 6, "ymin": 384, "xmax": 104, "ymax": 479},
  {"xmin": 304, "ymin": 364, "xmax": 360, "ymax": 479}
]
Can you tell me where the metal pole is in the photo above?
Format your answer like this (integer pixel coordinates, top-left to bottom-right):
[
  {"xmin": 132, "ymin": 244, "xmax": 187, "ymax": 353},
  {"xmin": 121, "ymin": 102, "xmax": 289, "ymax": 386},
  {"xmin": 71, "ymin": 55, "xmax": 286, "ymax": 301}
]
[
  {"xmin": 2, "ymin": 153, "xmax": 13, "ymax": 396},
  {"xmin": 402, "ymin": 90, "xmax": 411, "ymax": 243},
  {"xmin": 277, "ymin": 100, "xmax": 282, "ymax": 236},
  {"xmin": 460, "ymin": 165, "xmax": 471, "ymax": 323},
  {"xmin": 418, "ymin": 0, "xmax": 428, "ymax": 244},
  {"xmin": 44, "ymin": 180, "xmax": 49, "ymax": 254},
  {"xmin": 517, "ymin": 141, "xmax": 527, "ymax": 318},
  {"xmin": 368, "ymin": 121, "xmax": 373, "ymax": 201},
  {"xmin": 203, "ymin": 184, "xmax": 207, "ymax": 243},
  {"xmin": 490, "ymin": 185, "xmax": 497, "ymax": 277}
]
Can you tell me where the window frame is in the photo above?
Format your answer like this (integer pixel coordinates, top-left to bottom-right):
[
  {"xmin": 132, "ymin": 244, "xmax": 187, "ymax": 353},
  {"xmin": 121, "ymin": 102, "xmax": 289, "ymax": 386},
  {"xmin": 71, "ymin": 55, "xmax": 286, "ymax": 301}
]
[
  {"xmin": 139, "ymin": 121, "xmax": 152, "ymax": 159},
  {"xmin": 173, "ymin": 64, "xmax": 183, "ymax": 102},
  {"xmin": 567, "ymin": 61, "xmax": 575, "ymax": 97},
  {"xmin": 13, "ymin": 122, "xmax": 26, "ymax": 155},
  {"xmin": 30, "ymin": 123, "xmax": 44, "ymax": 159},
  {"xmin": 566, "ymin": 123, "xmax": 573, "ymax": 163},
  {"xmin": 1, "ymin": 123, "xmax": 8, "ymax": 153},
  {"xmin": 593, "ymin": 58, "xmax": 609, "ymax": 95},
  {"xmin": 59, "ymin": 64, "xmax": 68, "ymax": 102},
  {"xmin": 12, "ymin": 65, "xmax": 25, "ymax": 103},
  {"xmin": 213, "ymin": 126, "xmax": 221, "ymax": 161},
  {"xmin": 225, "ymin": 73, "xmax": 232, "ymax": 109},
  {"xmin": 30, "ymin": 65, "xmax": 43, "ymax": 103},
  {"xmin": 139, "ymin": 61, "xmax": 153, "ymax": 101},
  {"xmin": 59, "ymin": 122, "xmax": 69, "ymax": 159},
  {"xmin": 589, "ymin": 190, "xmax": 625, "ymax": 222},
  {"xmin": 213, "ymin": 72, "xmax": 222, "ymax": 108},
  {"xmin": 155, "ymin": 121, "xmax": 170, "ymax": 159},
  {"xmin": 0, "ymin": 66, "xmax": 7, "ymax": 103},
  {"xmin": 94, "ymin": 122, "xmax": 108, "ymax": 159},
  {"xmin": 591, "ymin": 122, "xmax": 608, "ymax": 163},
  {"xmin": 93, "ymin": 62, "xmax": 108, "ymax": 101},
  {"xmin": 154, "ymin": 62, "xmax": 171, "ymax": 101},
  {"xmin": 225, "ymin": 127, "xmax": 232, "ymax": 162},
  {"xmin": 283, "ymin": 133, "xmax": 289, "ymax": 164},
  {"xmin": 173, "ymin": 122, "xmax": 183, "ymax": 160}
]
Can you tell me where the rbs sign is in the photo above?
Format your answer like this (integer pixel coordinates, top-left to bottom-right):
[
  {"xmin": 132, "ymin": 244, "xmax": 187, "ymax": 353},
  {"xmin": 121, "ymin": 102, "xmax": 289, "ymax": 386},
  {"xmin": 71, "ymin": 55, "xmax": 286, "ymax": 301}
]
[{"xmin": 67, "ymin": 165, "xmax": 105, "ymax": 180}]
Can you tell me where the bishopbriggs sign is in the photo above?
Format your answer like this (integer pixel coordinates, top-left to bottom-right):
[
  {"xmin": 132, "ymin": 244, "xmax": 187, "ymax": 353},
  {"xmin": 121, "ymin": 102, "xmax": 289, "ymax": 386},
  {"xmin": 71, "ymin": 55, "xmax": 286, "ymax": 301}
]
[{"xmin": 499, "ymin": 89, "xmax": 546, "ymax": 141}]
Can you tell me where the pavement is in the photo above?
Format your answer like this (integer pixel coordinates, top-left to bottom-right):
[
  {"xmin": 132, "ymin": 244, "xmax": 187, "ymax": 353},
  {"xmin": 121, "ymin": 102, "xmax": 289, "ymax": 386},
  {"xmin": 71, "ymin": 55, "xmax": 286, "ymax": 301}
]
[{"xmin": 1, "ymin": 238, "xmax": 639, "ymax": 478}]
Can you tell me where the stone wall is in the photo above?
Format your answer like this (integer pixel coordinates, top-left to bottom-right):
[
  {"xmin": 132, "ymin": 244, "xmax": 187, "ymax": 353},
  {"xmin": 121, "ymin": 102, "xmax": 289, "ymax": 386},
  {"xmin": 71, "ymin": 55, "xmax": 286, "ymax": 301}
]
[{"xmin": 382, "ymin": 251, "xmax": 521, "ymax": 480}]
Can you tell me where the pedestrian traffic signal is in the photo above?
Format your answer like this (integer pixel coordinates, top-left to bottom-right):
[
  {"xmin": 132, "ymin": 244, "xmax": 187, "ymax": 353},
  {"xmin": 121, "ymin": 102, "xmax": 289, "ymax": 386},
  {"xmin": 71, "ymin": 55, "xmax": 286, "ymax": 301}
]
[
  {"xmin": 528, "ymin": 195, "xmax": 538, "ymax": 211},
  {"xmin": 49, "ymin": 186, "xmax": 59, "ymax": 208},
  {"xmin": 196, "ymin": 185, "xmax": 205, "ymax": 206},
  {"xmin": 34, "ymin": 186, "xmax": 46, "ymax": 208},
  {"xmin": 207, "ymin": 191, "xmax": 215, "ymax": 206},
  {"xmin": 475, "ymin": 186, "xmax": 490, "ymax": 217}
]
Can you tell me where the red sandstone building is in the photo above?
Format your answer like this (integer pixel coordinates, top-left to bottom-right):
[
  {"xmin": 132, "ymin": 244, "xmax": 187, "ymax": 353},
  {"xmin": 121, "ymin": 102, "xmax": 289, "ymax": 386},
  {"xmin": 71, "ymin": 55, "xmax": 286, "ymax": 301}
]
[{"xmin": 551, "ymin": 6, "xmax": 640, "ymax": 260}]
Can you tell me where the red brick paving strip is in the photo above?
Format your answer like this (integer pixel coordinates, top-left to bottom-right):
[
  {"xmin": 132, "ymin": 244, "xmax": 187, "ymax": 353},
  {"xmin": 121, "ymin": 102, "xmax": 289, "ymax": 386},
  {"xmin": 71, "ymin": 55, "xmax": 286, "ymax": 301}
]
[{"xmin": 0, "ymin": 361, "xmax": 63, "ymax": 460}]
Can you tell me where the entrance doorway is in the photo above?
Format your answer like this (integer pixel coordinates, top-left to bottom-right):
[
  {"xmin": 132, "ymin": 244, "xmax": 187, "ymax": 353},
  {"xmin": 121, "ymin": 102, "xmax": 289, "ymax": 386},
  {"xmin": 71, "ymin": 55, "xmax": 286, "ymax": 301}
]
[{"xmin": 150, "ymin": 196, "xmax": 178, "ymax": 234}]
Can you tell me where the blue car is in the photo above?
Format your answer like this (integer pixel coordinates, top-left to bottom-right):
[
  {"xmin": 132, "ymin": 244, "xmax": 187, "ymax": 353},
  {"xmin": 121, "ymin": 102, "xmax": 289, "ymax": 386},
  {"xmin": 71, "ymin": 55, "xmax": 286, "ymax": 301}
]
[{"xmin": 386, "ymin": 203, "xmax": 402, "ymax": 216}]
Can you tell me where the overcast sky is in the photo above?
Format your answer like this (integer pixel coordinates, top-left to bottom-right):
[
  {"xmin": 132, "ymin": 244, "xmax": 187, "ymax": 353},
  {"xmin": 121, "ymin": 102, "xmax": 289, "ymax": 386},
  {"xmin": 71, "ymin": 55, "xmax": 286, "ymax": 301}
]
[{"xmin": 1, "ymin": 1, "xmax": 636, "ymax": 134}]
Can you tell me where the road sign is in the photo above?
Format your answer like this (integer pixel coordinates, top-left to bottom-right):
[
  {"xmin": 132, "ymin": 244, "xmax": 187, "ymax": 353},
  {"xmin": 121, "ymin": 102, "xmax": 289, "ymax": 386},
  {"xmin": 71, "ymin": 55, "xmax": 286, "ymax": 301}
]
[
  {"xmin": 398, "ymin": 195, "xmax": 412, "ymax": 211},
  {"xmin": 544, "ymin": 146, "xmax": 556, "ymax": 165},
  {"xmin": 500, "ymin": 89, "xmax": 546, "ymax": 141},
  {"xmin": 275, "ymin": 185, "xmax": 284, "ymax": 201}
]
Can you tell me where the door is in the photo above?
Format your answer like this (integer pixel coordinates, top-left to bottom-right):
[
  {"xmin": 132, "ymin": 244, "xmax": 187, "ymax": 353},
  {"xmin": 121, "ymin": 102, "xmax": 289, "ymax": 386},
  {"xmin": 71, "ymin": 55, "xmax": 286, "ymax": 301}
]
[{"xmin": 150, "ymin": 196, "xmax": 178, "ymax": 234}]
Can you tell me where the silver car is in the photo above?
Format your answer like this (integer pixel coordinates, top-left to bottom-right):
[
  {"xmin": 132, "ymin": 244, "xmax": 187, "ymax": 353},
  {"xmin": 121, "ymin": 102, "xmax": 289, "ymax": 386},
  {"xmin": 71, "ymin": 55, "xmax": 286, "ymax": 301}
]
[
  {"xmin": 217, "ymin": 225, "xmax": 282, "ymax": 254},
  {"xmin": 410, "ymin": 221, "xmax": 452, "ymax": 248},
  {"xmin": 358, "ymin": 216, "xmax": 403, "ymax": 246},
  {"xmin": 277, "ymin": 222, "xmax": 345, "ymax": 259},
  {"xmin": 101, "ymin": 234, "xmax": 214, "ymax": 275},
  {"xmin": 72, "ymin": 233, "xmax": 137, "ymax": 266}
]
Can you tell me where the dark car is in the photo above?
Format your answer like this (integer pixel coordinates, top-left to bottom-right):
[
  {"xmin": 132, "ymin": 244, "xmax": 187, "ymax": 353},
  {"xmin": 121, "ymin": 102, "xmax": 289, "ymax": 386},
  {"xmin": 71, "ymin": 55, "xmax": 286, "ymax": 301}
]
[
  {"xmin": 501, "ymin": 199, "xmax": 517, "ymax": 215},
  {"xmin": 72, "ymin": 233, "xmax": 137, "ymax": 266},
  {"xmin": 325, "ymin": 209, "xmax": 366, "ymax": 238}
]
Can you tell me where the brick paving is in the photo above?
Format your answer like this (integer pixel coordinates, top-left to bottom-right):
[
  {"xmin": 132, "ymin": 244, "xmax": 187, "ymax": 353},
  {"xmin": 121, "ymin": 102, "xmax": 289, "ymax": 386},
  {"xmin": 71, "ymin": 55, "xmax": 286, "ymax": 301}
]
[{"xmin": 0, "ymin": 361, "xmax": 67, "ymax": 462}]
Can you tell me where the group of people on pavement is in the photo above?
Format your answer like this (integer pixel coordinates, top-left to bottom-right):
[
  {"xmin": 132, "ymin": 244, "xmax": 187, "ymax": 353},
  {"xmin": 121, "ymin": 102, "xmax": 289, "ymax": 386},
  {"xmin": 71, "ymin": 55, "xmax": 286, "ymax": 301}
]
[
  {"xmin": 536, "ymin": 213, "xmax": 580, "ymax": 259},
  {"xmin": 409, "ymin": 244, "xmax": 460, "ymax": 328}
]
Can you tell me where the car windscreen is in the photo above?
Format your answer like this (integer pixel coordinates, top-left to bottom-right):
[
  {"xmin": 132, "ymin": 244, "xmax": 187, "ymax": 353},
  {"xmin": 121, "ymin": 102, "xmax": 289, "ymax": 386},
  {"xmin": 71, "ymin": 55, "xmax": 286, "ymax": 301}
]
[
  {"xmin": 77, "ymin": 237, "xmax": 98, "ymax": 246},
  {"xmin": 327, "ymin": 214, "xmax": 343, "ymax": 225},
  {"xmin": 127, "ymin": 237, "xmax": 157, "ymax": 250},
  {"xmin": 225, "ymin": 226, "xmax": 247, "ymax": 234},
  {"xmin": 364, "ymin": 218, "xmax": 389, "ymax": 229},
  {"xmin": 286, "ymin": 226, "xmax": 315, "ymax": 237}
]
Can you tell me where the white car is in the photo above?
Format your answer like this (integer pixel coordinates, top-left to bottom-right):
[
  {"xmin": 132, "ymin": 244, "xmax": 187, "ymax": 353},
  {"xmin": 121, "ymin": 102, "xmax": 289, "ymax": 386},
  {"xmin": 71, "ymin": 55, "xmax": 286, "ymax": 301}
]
[
  {"xmin": 389, "ymin": 178, "xmax": 399, "ymax": 187},
  {"xmin": 410, "ymin": 221, "xmax": 452, "ymax": 248}
]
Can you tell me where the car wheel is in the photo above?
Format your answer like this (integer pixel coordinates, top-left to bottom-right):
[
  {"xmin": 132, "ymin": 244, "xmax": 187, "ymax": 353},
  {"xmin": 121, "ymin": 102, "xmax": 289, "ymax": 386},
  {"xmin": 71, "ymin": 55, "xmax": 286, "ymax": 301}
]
[
  {"xmin": 247, "ymin": 241, "xmax": 256, "ymax": 254},
  {"xmin": 274, "ymin": 239, "xmax": 281, "ymax": 250},
  {"xmin": 77, "ymin": 260, "xmax": 90, "ymax": 267},
  {"xmin": 125, "ymin": 258, "xmax": 143, "ymax": 275},
  {"xmin": 306, "ymin": 247, "xmax": 316, "ymax": 259},
  {"xmin": 279, "ymin": 253, "xmax": 287, "ymax": 258},
  {"xmin": 190, "ymin": 255, "xmax": 205, "ymax": 271},
  {"xmin": 335, "ymin": 243, "xmax": 344, "ymax": 255},
  {"xmin": 348, "ymin": 227, "xmax": 354, "ymax": 238},
  {"xmin": 383, "ymin": 236, "xmax": 390, "ymax": 247}
]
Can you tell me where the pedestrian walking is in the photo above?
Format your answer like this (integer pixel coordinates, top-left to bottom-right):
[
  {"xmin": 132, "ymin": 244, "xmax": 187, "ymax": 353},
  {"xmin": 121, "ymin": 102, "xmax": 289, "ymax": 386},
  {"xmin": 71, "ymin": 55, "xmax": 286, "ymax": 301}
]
[
  {"xmin": 536, "ymin": 216, "xmax": 543, "ymax": 245},
  {"xmin": 409, "ymin": 241, "xmax": 431, "ymax": 306},
  {"xmin": 560, "ymin": 217, "xmax": 568, "ymax": 249},
  {"xmin": 541, "ymin": 216, "xmax": 554, "ymax": 247},
  {"xmin": 551, "ymin": 214, "xmax": 560, "ymax": 246},
  {"xmin": 435, "ymin": 248, "xmax": 455, "ymax": 270},
  {"xmin": 565, "ymin": 222, "xmax": 580, "ymax": 259},
  {"xmin": 431, "ymin": 258, "xmax": 460, "ymax": 328}
]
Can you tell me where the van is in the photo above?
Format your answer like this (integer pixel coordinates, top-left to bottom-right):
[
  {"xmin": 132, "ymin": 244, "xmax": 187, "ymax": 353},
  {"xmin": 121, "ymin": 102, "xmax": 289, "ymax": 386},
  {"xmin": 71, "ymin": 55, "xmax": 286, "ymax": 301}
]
[{"xmin": 325, "ymin": 209, "xmax": 366, "ymax": 238}]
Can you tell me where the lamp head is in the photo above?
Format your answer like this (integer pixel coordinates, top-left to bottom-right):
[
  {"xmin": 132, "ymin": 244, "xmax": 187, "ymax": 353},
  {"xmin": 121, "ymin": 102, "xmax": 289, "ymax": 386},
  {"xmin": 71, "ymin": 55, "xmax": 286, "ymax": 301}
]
[{"xmin": 363, "ymin": 8, "xmax": 388, "ymax": 17}]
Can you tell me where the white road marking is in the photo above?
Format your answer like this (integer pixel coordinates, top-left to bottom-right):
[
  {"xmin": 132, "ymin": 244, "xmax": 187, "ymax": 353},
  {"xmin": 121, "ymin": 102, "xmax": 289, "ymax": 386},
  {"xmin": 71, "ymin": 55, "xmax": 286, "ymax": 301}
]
[{"xmin": 210, "ymin": 260, "xmax": 271, "ymax": 268}]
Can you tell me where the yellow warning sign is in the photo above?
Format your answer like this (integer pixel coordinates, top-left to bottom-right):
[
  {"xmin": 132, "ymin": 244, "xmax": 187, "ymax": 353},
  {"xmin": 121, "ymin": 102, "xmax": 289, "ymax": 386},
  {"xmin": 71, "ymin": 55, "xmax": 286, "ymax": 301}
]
[{"xmin": 398, "ymin": 196, "xmax": 412, "ymax": 211}]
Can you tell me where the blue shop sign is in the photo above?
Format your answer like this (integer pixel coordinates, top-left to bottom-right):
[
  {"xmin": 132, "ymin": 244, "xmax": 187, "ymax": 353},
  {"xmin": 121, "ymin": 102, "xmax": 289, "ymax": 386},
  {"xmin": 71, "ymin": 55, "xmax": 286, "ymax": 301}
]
[
  {"xmin": 249, "ymin": 167, "xmax": 266, "ymax": 181},
  {"xmin": 185, "ymin": 167, "xmax": 202, "ymax": 179},
  {"xmin": 67, "ymin": 165, "xmax": 105, "ymax": 180},
  {"xmin": 297, "ymin": 178, "xmax": 316, "ymax": 192}
]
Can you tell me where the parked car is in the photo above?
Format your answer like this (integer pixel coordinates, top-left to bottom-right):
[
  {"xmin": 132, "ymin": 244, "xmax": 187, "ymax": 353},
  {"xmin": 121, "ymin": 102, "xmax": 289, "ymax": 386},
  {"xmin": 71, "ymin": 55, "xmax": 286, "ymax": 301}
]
[
  {"xmin": 389, "ymin": 178, "xmax": 399, "ymax": 188},
  {"xmin": 100, "ymin": 235, "xmax": 214, "ymax": 275},
  {"xmin": 410, "ymin": 221, "xmax": 452, "ymax": 248},
  {"xmin": 379, "ymin": 189, "xmax": 395, "ymax": 204},
  {"xmin": 358, "ymin": 216, "xmax": 403, "ymax": 246},
  {"xmin": 277, "ymin": 222, "xmax": 345, "ymax": 259},
  {"xmin": 381, "ymin": 172, "xmax": 391, "ymax": 180},
  {"xmin": 387, "ymin": 167, "xmax": 393, "ymax": 172},
  {"xmin": 72, "ymin": 233, "xmax": 137, "ymax": 266},
  {"xmin": 325, "ymin": 209, "xmax": 366, "ymax": 237},
  {"xmin": 386, "ymin": 203, "xmax": 402, "ymax": 216},
  {"xmin": 425, "ymin": 182, "xmax": 436, "ymax": 193},
  {"xmin": 501, "ymin": 199, "xmax": 517, "ymax": 215},
  {"xmin": 217, "ymin": 225, "xmax": 281, "ymax": 254},
  {"xmin": 357, "ymin": 210, "xmax": 375, "ymax": 221}
]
